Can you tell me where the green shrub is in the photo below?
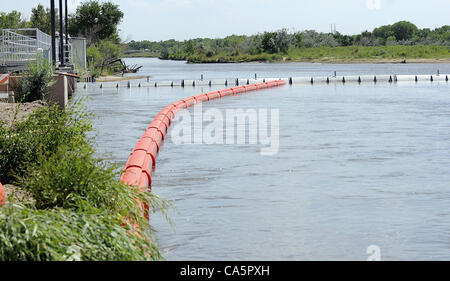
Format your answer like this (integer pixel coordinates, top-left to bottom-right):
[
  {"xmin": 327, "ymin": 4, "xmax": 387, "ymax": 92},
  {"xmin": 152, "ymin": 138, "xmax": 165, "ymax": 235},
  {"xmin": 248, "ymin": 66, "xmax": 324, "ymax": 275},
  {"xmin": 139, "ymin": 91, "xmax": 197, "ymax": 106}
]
[
  {"xmin": 16, "ymin": 55, "xmax": 54, "ymax": 102},
  {"xmin": 16, "ymin": 143, "xmax": 165, "ymax": 228},
  {"xmin": 0, "ymin": 204, "xmax": 162, "ymax": 261},
  {"xmin": 0, "ymin": 100, "xmax": 171, "ymax": 261},
  {"xmin": 0, "ymin": 102, "xmax": 92, "ymax": 184}
]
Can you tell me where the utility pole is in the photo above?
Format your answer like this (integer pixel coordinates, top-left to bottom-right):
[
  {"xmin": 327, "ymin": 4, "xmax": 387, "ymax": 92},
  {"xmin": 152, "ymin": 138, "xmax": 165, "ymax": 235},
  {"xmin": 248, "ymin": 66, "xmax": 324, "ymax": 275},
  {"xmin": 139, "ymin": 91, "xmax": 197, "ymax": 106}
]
[
  {"xmin": 50, "ymin": 0, "xmax": 56, "ymax": 65},
  {"xmin": 59, "ymin": 0, "xmax": 64, "ymax": 66}
]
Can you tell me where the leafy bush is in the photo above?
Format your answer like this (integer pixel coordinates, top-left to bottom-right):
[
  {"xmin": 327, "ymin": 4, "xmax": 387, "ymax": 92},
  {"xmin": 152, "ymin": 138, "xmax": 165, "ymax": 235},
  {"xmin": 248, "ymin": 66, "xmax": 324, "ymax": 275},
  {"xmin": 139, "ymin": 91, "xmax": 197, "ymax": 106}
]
[
  {"xmin": 15, "ymin": 143, "xmax": 171, "ymax": 229},
  {"xmin": 0, "ymin": 204, "xmax": 162, "ymax": 261},
  {"xmin": 15, "ymin": 55, "xmax": 53, "ymax": 102},
  {"xmin": 0, "ymin": 100, "xmax": 171, "ymax": 261},
  {"xmin": 0, "ymin": 102, "xmax": 91, "ymax": 184},
  {"xmin": 86, "ymin": 40, "xmax": 124, "ymax": 76},
  {"xmin": 300, "ymin": 30, "xmax": 338, "ymax": 48}
]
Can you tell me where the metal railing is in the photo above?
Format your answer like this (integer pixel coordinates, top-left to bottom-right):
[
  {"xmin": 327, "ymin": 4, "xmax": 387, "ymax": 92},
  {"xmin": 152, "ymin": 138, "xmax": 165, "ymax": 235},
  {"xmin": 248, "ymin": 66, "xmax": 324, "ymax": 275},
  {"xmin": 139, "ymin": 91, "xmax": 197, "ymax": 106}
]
[
  {"xmin": 0, "ymin": 28, "xmax": 87, "ymax": 72},
  {"xmin": 0, "ymin": 28, "xmax": 52, "ymax": 65}
]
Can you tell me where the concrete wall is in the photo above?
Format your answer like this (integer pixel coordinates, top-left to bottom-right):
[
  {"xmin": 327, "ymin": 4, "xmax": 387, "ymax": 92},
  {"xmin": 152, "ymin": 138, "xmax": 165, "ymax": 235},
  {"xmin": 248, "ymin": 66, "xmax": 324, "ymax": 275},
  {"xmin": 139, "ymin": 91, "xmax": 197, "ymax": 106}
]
[
  {"xmin": 0, "ymin": 74, "xmax": 71, "ymax": 108},
  {"xmin": 48, "ymin": 75, "xmax": 68, "ymax": 109}
]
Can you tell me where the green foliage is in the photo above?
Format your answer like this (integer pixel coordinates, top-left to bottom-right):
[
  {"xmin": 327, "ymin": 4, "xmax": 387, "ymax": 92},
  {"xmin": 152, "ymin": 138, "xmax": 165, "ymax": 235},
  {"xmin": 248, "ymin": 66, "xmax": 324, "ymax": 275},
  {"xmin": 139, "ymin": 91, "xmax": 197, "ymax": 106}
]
[
  {"xmin": 0, "ymin": 10, "xmax": 26, "ymax": 32},
  {"xmin": 0, "ymin": 101, "xmax": 171, "ymax": 261},
  {"xmin": 68, "ymin": 0, "xmax": 124, "ymax": 45},
  {"xmin": 86, "ymin": 40, "xmax": 124, "ymax": 75},
  {"xmin": 0, "ymin": 204, "xmax": 163, "ymax": 261},
  {"xmin": 29, "ymin": 4, "xmax": 53, "ymax": 34},
  {"xmin": 285, "ymin": 45, "xmax": 449, "ymax": 61},
  {"xmin": 260, "ymin": 30, "xmax": 292, "ymax": 54},
  {"xmin": 391, "ymin": 21, "xmax": 418, "ymax": 41},
  {"xmin": 262, "ymin": 32, "xmax": 278, "ymax": 53},
  {"xmin": 301, "ymin": 30, "xmax": 338, "ymax": 48},
  {"xmin": 126, "ymin": 21, "xmax": 449, "ymax": 63},
  {"xmin": 15, "ymin": 55, "xmax": 54, "ymax": 103},
  {"xmin": 373, "ymin": 24, "xmax": 395, "ymax": 44},
  {"xmin": 86, "ymin": 45, "xmax": 102, "ymax": 67},
  {"xmin": 0, "ymin": 102, "xmax": 92, "ymax": 184}
]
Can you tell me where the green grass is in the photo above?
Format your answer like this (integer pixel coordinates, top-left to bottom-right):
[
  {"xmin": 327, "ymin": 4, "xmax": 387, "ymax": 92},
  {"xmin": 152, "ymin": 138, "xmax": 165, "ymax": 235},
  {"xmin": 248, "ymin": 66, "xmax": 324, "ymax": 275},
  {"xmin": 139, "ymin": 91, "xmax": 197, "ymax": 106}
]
[
  {"xmin": 138, "ymin": 45, "xmax": 449, "ymax": 63},
  {"xmin": 285, "ymin": 45, "xmax": 450, "ymax": 62},
  {"xmin": 122, "ymin": 51, "xmax": 159, "ymax": 58},
  {"xmin": 0, "ymin": 204, "xmax": 162, "ymax": 261}
]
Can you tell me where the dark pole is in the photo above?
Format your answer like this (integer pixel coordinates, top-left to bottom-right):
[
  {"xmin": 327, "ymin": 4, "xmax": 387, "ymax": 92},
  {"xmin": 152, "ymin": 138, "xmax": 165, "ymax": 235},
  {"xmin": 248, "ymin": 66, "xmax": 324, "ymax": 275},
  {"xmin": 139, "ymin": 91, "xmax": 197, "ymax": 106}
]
[
  {"xmin": 65, "ymin": 0, "xmax": 69, "ymax": 63},
  {"xmin": 50, "ymin": 0, "xmax": 56, "ymax": 65},
  {"xmin": 59, "ymin": 0, "xmax": 64, "ymax": 66}
]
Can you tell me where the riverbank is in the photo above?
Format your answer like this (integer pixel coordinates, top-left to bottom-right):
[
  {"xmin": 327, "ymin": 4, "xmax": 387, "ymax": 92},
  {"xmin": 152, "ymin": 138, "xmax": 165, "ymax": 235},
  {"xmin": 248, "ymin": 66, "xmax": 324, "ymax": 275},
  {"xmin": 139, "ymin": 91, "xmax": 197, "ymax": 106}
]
[
  {"xmin": 0, "ymin": 101, "xmax": 166, "ymax": 261},
  {"xmin": 124, "ymin": 45, "xmax": 450, "ymax": 64},
  {"xmin": 96, "ymin": 75, "xmax": 148, "ymax": 82}
]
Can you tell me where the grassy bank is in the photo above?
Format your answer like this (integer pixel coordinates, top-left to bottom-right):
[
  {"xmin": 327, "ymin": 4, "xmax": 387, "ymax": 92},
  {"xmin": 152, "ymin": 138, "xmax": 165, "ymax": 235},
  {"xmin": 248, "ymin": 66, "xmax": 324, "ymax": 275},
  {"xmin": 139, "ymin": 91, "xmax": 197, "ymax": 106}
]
[
  {"xmin": 122, "ymin": 51, "xmax": 159, "ymax": 58},
  {"xmin": 0, "ymin": 101, "xmax": 171, "ymax": 260},
  {"xmin": 0, "ymin": 101, "xmax": 169, "ymax": 261},
  {"xmin": 178, "ymin": 45, "xmax": 450, "ymax": 63},
  {"xmin": 127, "ymin": 22, "xmax": 449, "ymax": 64},
  {"xmin": 125, "ymin": 45, "xmax": 449, "ymax": 64},
  {"xmin": 285, "ymin": 45, "xmax": 450, "ymax": 63}
]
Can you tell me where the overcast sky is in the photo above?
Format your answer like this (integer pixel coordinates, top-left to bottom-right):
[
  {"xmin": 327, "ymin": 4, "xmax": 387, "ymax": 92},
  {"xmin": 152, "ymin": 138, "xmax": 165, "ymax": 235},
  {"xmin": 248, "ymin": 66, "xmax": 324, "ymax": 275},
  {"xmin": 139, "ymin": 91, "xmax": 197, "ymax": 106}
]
[{"xmin": 3, "ymin": 0, "xmax": 449, "ymax": 41}]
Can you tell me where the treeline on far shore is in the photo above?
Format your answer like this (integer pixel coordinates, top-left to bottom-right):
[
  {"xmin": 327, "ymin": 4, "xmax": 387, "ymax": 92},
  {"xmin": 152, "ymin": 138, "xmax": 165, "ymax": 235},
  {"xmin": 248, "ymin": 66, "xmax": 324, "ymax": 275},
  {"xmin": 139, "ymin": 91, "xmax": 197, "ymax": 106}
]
[{"xmin": 125, "ymin": 21, "xmax": 450, "ymax": 63}]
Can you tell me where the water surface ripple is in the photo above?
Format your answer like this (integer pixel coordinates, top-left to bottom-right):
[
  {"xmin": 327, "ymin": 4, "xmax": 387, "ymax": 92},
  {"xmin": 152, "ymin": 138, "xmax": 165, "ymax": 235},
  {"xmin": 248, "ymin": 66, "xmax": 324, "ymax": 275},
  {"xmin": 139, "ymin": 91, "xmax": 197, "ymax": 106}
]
[{"xmin": 79, "ymin": 59, "xmax": 450, "ymax": 260}]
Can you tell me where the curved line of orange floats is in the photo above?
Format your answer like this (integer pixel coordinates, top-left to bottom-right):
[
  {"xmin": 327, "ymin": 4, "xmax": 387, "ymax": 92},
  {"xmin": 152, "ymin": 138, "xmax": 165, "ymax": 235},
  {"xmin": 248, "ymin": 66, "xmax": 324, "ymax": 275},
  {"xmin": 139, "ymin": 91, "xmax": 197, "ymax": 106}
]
[
  {"xmin": 119, "ymin": 80, "xmax": 286, "ymax": 218},
  {"xmin": 0, "ymin": 80, "xmax": 286, "ymax": 259},
  {"xmin": 0, "ymin": 81, "xmax": 287, "ymax": 212}
]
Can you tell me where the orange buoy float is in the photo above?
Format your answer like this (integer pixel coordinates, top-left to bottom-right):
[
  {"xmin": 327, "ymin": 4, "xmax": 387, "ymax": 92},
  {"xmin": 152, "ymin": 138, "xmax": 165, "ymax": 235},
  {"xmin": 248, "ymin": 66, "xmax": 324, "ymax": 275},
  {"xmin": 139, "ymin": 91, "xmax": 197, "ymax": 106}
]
[{"xmin": 0, "ymin": 182, "xmax": 5, "ymax": 206}]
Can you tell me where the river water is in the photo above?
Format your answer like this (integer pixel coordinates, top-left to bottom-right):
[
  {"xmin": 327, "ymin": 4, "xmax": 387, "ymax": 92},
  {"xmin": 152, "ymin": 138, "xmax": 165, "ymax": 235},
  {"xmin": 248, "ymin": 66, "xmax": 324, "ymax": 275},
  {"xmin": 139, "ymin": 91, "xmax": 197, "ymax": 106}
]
[{"xmin": 78, "ymin": 58, "xmax": 450, "ymax": 261}]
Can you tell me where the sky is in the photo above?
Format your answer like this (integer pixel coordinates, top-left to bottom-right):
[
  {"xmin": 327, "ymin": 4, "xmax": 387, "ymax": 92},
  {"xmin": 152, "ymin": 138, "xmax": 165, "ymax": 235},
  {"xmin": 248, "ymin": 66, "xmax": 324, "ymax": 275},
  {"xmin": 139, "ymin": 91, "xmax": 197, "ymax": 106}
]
[{"xmin": 3, "ymin": 0, "xmax": 450, "ymax": 41}]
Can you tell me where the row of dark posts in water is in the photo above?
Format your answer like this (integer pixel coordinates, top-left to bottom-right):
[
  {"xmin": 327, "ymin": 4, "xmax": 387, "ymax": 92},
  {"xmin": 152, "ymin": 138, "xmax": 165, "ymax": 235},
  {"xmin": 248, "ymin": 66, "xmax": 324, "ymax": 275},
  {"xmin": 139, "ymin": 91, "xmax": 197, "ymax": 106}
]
[{"xmin": 83, "ymin": 70, "xmax": 447, "ymax": 87}]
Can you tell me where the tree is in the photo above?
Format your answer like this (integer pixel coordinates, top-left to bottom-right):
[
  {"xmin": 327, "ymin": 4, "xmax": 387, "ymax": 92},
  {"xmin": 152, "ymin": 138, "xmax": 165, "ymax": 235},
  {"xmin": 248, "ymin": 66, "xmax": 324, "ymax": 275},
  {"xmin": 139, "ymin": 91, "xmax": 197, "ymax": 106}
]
[
  {"xmin": 391, "ymin": 21, "xmax": 418, "ymax": 41},
  {"xmin": 275, "ymin": 29, "xmax": 291, "ymax": 53},
  {"xmin": 184, "ymin": 39, "xmax": 195, "ymax": 55},
  {"xmin": 262, "ymin": 32, "xmax": 277, "ymax": 53},
  {"xmin": 68, "ymin": 0, "xmax": 124, "ymax": 45},
  {"xmin": 373, "ymin": 24, "xmax": 394, "ymax": 44},
  {"xmin": 333, "ymin": 32, "xmax": 354, "ymax": 46},
  {"xmin": 0, "ymin": 11, "xmax": 26, "ymax": 32},
  {"xmin": 29, "ymin": 4, "xmax": 53, "ymax": 34}
]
